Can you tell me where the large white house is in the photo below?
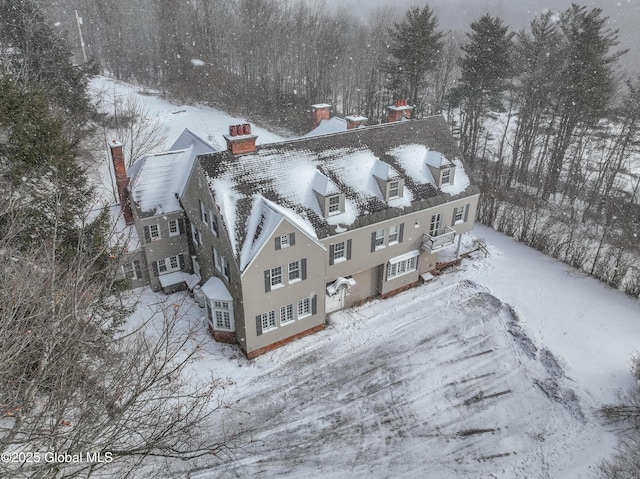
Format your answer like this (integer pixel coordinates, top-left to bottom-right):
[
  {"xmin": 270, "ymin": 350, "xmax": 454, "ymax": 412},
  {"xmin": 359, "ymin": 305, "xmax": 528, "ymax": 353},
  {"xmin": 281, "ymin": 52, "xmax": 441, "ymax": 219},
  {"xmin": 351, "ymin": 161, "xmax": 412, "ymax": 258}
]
[{"xmin": 111, "ymin": 103, "xmax": 480, "ymax": 358}]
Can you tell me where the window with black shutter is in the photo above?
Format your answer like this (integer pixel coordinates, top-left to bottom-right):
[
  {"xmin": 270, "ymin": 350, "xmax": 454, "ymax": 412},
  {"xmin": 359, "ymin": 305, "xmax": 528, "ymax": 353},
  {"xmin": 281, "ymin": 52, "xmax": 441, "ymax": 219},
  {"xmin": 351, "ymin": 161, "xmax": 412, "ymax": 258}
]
[
  {"xmin": 264, "ymin": 269, "xmax": 271, "ymax": 292},
  {"xmin": 256, "ymin": 315, "xmax": 263, "ymax": 336}
]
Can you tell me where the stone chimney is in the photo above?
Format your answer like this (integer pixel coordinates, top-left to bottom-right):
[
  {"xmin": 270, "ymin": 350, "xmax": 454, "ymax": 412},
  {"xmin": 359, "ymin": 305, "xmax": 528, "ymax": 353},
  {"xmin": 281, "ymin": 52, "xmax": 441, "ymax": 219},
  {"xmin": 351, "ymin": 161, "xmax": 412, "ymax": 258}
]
[
  {"xmin": 386, "ymin": 99, "xmax": 414, "ymax": 123},
  {"xmin": 311, "ymin": 103, "xmax": 331, "ymax": 129},
  {"xmin": 108, "ymin": 140, "xmax": 134, "ymax": 225},
  {"xmin": 345, "ymin": 115, "xmax": 367, "ymax": 130},
  {"xmin": 224, "ymin": 123, "xmax": 257, "ymax": 155}
]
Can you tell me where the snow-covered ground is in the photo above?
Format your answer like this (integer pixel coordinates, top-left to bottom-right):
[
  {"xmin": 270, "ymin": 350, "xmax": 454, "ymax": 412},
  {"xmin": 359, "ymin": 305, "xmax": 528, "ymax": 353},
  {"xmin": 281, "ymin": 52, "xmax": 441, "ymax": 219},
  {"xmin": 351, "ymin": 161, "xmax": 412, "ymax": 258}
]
[
  {"xmin": 134, "ymin": 228, "xmax": 639, "ymax": 479},
  {"xmin": 87, "ymin": 77, "xmax": 640, "ymax": 477},
  {"xmin": 86, "ymin": 77, "xmax": 287, "ymax": 206}
]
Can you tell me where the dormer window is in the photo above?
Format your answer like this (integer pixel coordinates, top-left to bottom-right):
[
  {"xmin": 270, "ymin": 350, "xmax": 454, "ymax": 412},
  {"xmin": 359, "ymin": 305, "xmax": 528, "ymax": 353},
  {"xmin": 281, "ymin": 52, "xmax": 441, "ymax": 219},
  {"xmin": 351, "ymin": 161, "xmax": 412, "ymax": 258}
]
[
  {"xmin": 388, "ymin": 180, "xmax": 400, "ymax": 199},
  {"xmin": 328, "ymin": 194, "xmax": 341, "ymax": 215},
  {"xmin": 311, "ymin": 171, "xmax": 344, "ymax": 217},
  {"xmin": 441, "ymin": 168, "xmax": 451, "ymax": 186}
]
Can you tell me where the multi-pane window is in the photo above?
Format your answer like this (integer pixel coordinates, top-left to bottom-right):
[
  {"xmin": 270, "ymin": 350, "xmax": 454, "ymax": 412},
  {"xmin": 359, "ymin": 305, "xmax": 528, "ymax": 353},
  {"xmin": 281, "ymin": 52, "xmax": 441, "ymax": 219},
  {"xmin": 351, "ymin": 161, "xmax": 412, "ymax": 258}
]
[
  {"xmin": 211, "ymin": 213, "xmax": 218, "ymax": 235},
  {"xmin": 429, "ymin": 213, "xmax": 441, "ymax": 237},
  {"xmin": 200, "ymin": 200, "xmax": 208, "ymax": 225},
  {"xmin": 157, "ymin": 255, "xmax": 181, "ymax": 274},
  {"xmin": 149, "ymin": 224, "xmax": 160, "ymax": 240},
  {"xmin": 289, "ymin": 260, "xmax": 300, "ymax": 281},
  {"xmin": 389, "ymin": 180, "xmax": 400, "ymax": 198},
  {"xmin": 374, "ymin": 229, "xmax": 385, "ymax": 249},
  {"xmin": 212, "ymin": 247, "xmax": 222, "ymax": 272},
  {"xmin": 168, "ymin": 219, "xmax": 179, "ymax": 236},
  {"xmin": 223, "ymin": 259, "xmax": 230, "ymax": 281},
  {"xmin": 193, "ymin": 257, "xmax": 201, "ymax": 277},
  {"xmin": 441, "ymin": 168, "xmax": 451, "ymax": 185},
  {"xmin": 453, "ymin": 205, "xmax": 465, "ymax": 223},
  {"xmin": 280, "ymin": 304, "xmax": 294, "ymax": 324},
  {"xmin": 297, "ymin": 298, "xmax": 311, "ymax": 318},
  {"xmin": 158, "ymin": 258, "xmax": 167, "ymax": 273},
  {"xmin": 280, "ymin": 234, "xmax": 290, "ymax": 248},
  {"xmin": 387, "ymin": 255, "xmax": 418, "ymax": 279},
  {"xmin": 192, "ymin": 225, "xmax": 201, "ymax": 245},
  {"xmin": 214, "ymin": 301, "xmax": 231, "ymax": 329},
  {"xmin": 261, "ymin": 310, "xmax": 277, "ymax": 331},
  {"xmin": 388, "ymin": 225, "xmax": 400, "ymax": 244},
  {"xmin": 122, "ymin": 262, "xmax": 139, "ymax": 280},
  {"xmin": 334, "ymin": 241, "xmax": 346, "ymax": 261},
  {"xmin": 328, "ymin": 195, "xmax": 341, "ymax": 215},
  {"xmin": 270, "ymin": 266, "xmax": 283, "ymax": 288}
]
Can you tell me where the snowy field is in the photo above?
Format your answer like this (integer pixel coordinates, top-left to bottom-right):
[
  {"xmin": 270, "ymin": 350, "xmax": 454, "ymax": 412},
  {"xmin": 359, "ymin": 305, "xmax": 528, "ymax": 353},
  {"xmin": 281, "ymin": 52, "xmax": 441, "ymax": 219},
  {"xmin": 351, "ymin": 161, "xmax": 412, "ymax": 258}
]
[
  {"xmin": 88, "ymin": 77, "xmax": 640, "ymax": 477},
  {"xmin": 130, "ymin": 227, "xmax": 640, "ymax": 479}
]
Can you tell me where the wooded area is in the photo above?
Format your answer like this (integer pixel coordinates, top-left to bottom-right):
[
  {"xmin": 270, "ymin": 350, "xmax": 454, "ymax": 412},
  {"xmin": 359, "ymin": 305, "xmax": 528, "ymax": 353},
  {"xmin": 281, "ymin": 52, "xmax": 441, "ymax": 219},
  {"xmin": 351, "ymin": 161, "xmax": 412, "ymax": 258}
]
[
  {"xmin": 48, "ymin": 0, "xmax": 638, "ymax": 297},
  {"xmin": 1, "ymin": 0, "xmax": 640, "ymax": 477}
]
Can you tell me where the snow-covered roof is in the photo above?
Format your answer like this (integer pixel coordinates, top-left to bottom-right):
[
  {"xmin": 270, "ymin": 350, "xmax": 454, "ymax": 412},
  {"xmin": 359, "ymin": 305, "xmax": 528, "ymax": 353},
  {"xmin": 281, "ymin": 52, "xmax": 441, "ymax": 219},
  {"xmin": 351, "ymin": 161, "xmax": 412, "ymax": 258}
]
[
  {"xmin": 304, "ymin": 117, "xmax": 346, "ymax": 137},
  {"xmin": 128, "ymin": 129, "xmax": 216, "ymax": 217},
  {"xmin": 201, "ymin": 276, "xmax": 232, "ymax": 300},
  {"xmin": 158, "ymin": 271, "xmax": 200, "ymax": 289},
  {"xmin": 200, "ymin": 116, "xmax": 477, "ymax": 261},
  {"xmin": 240, "ymin": 197, "xmax": 285, "ymax": 271}
]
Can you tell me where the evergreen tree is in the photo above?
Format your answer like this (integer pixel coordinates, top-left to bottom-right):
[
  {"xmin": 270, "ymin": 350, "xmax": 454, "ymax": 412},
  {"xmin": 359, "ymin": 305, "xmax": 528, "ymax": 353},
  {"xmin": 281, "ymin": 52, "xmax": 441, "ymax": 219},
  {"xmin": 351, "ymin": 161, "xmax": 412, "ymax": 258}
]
[
  {"xmin": 541, "ymin": 5, "xmax": 624, "ymax": 198},
  {"xmin": 386, "ymin": 5, "xmax": 444, "ymax": 113},
  {"xmin": 450, "ymin": 14, "xmax": 513, "ymax": 163},
  {"xmin": 507, "ymin": 11, "xmax": 565, "ymax": 186},
  {"xmin": 0, "ymin": 0, "xmax": 95, "ymax": 131},
  {"xmin": 0, "ymin": 75, "xmax": 94, "ymax": 259}
]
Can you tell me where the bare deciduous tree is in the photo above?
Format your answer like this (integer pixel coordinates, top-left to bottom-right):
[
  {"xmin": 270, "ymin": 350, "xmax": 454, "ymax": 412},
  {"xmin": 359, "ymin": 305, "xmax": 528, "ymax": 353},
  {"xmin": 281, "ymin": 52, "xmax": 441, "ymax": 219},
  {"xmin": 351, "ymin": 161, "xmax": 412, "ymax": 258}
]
[
  {"xmin": 106, "ymin": 92, "xmax": 167, "ymax": 167},
  {"xmin": 0, "ymin": 187, "xmax": 234, "ymax": 479}
]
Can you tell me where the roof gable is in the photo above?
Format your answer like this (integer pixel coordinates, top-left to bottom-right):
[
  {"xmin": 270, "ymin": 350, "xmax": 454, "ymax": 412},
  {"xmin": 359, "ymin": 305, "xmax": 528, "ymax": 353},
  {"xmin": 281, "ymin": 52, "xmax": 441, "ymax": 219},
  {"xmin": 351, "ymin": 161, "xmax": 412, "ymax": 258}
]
[{"xmin": 129, "ymin": 129, "xmax": 216, "ymax": 217}]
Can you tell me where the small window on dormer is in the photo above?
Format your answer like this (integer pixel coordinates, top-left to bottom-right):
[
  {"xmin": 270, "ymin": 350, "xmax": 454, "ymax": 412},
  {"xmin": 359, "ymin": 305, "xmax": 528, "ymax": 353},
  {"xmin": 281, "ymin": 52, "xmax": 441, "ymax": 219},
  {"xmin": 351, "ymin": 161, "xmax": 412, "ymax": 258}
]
[
  {"xmin": 389, "ymin": 180, "xmax": 400, "ymax": 199},
  {"xmin": 328, "ymin": 195, "xmax": 341, "ymax": 215},
  {"xmin": 280, "ymin": 235, "xmax": 289, "ymax": 248},
  {"xmin": 441, "ymin": 168, "xmax": 451, "ymax": 186}
]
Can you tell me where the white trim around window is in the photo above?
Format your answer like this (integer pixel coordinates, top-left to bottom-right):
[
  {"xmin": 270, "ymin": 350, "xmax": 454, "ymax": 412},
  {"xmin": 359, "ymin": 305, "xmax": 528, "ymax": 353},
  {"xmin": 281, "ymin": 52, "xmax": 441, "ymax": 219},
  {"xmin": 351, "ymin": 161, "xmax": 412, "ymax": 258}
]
[
  {"xmin": 388, "ymin": 224, "xmax": 400, "ymax": 244},
  {"xmin": 121, "ymin": 261, "xmax": 141, "ymax": 280},
  {"xmin": 270, "ymin": 266, "xmax": 283, "ymax": 289},
  {"xmin": 328, "ymin": 194, "xmax": 341, "ymax": 215},
  {"xmin": 158, "ymin": 255, "xmax": 181, "ymax": 274},
  {"xmin": 168, "ymin": 219, "xmax": 180, "ymax": 237},
  {"xmin": 280, "ymin": 303, "xmax": 294, "ymax": 325},
  {"xmin": 261, "ymin": 310, "xmax": 277, "ymax": 332},
  {"xmin": 213, "ymin": 300, "xmax": 233, "ymax": 330},
  {"xmin": 441, "ymin": 168, "xmax": 451, "ymax": 185},
  {"xmin": 453, "ymin": 205, "xmax": 466, "ymax": 224},
  {"xmin": 386, "ymin": 250, "xmax": 420, "ymax": 280},
  {"xmin": 297, "ymin": 297, "xmax": 311, "ymax": 319},
  {"xmin": 149, "ymin": 224, "xmax": 160, "ymax": 241}
]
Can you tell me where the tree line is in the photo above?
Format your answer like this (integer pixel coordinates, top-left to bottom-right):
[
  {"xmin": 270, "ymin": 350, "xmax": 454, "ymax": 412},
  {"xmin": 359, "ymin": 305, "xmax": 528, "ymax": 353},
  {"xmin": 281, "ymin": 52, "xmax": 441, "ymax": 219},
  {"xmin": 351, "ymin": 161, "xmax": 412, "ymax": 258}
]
[
  {"xmin": 49, "ymin": 0, "xmax": 637, "ymax": 298},
  {"xmin": 2, "ymin": 0, "xmax": 640, "ymax": 476}
]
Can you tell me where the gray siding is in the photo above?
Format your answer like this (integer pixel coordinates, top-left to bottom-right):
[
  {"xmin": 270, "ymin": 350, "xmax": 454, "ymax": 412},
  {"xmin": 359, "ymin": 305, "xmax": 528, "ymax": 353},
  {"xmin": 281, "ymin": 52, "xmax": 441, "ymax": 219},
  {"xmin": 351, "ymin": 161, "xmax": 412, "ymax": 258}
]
[
  {"xmin": 136, "ymin": 211, "xmax": 191, "ymax": 291},
  {"xmin": 180, "ymin": 165, "xmax": 245, "ymax": 342},
  {"xmin": 322, "ymin": 193, "xmax": 479, "ymax": 303},
  {"xmin": 240, "ymin": 218, "xmax": 326, "ymax": 355}
]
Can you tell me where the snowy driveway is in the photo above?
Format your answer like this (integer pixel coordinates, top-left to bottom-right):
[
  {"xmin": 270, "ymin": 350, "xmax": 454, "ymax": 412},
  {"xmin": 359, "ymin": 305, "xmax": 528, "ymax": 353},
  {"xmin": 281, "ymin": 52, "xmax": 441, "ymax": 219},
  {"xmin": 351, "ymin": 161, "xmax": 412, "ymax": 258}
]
[{"xmin": 186, "ymin": 273, "xmax": 607, "ymax": 478}]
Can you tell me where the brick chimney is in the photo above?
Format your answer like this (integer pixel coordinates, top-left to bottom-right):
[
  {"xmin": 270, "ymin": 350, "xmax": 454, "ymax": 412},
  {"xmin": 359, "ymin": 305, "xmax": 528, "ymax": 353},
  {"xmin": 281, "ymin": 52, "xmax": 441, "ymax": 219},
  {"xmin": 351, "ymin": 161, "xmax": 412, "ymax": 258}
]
[
  {"xmin": 224, "ymin": 123, "xmax": 257, "ymax": 155},
  {"xmin": 345, "ymin": 115, "xmax": 367, "ymax": 130},
  {"xmin": 311, "ymin": 103, "xmax": 331, "ymax": 129},
  {"xmin": 386, "ymin": 99, "xmax": 414, "ymax": 123},
  {"xmin": 108, "ymin": 140, "xmax": 134, "ymax": 225}
]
